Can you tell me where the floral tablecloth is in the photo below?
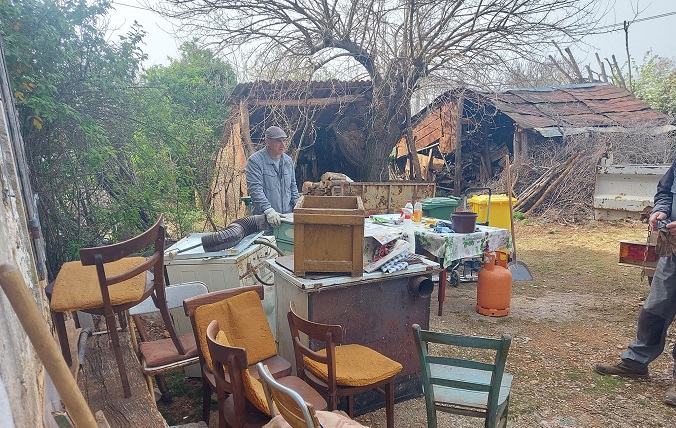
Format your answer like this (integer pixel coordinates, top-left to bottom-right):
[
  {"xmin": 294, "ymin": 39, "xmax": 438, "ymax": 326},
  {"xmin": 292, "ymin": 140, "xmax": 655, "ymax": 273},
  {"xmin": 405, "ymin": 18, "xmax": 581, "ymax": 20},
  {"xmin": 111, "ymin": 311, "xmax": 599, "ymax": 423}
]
[{"xmin": 415, "ymin": 225, "xmax": 512, "ymax": 268}]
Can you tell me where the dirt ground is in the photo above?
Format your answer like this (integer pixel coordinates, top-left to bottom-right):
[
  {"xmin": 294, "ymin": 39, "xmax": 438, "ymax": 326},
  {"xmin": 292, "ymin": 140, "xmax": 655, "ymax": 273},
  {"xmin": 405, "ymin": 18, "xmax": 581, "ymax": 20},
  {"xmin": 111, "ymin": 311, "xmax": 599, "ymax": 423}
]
[{"xmin": 157, "ymin": 219, "xmax": 676, "ymax": 427}]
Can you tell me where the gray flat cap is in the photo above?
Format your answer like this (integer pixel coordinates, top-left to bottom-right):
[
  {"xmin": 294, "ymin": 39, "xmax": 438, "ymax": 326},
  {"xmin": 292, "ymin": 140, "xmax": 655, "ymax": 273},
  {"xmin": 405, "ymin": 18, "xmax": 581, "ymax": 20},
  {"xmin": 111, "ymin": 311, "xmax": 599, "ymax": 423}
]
[{"xmin": 265, "ymin": 126, "xmax": 287, "ymax": 139}]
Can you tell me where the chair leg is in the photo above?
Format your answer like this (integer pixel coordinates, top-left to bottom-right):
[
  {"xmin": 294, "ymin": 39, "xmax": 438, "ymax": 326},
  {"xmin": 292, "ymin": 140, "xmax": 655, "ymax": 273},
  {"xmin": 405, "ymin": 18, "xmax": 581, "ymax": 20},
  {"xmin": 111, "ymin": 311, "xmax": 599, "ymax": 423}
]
[
  {"xmin": 117, "ymin": 310, "xmax": 127, "ymax": 331},
  {"xmin": 385, "ymin": 380, "xmax": 395, "ymax": 428},
  {"xmin": 145, "ymin": 373, "xmax": 156, "ymax": 403},
  {"xmin": 155, "ymin": 373, "xmax": 172, "ymax": 402},
  {"xmin": 157, "ymin": 299, "xmax": 186, "ymax": 355},
  {"xmin": 328, "ymin": 391, "xmax": 338, "ymax": 411},
  {"xmin": 201, "ymin": 377, "xmax": 212, "ymax": 423},
  {"xmin": 52, "ymin": 310, "xmax": 72, "ymax": 367},
  {"xmin": 104, "ymin": 312, "xmax": 131, "ymax": 398},
  {"xmin": 217, "ymin": 393, "xmax": 227, "ymax": 428},
  {"xmin": 347, "ymin": 394, "xmax": 354, "ymax": 418}
]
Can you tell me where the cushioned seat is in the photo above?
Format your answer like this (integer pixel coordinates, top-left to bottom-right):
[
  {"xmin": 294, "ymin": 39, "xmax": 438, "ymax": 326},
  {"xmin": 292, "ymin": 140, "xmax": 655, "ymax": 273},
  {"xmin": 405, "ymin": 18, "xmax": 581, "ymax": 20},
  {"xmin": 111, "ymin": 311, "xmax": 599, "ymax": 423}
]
[
  {"xmin": 287, "ymin": 302, "xmax": 402, "ymax": 428},
  {"xmin": 303, "ymin": 344, "xmax": 403, "ymax": 387},
  {"xmin": 206, "ymin": 320, "xmax": 327, "ymax": 428},
  {"xmin": 51, "ymin": 257, "xmax": 147, "ymax": 311},
  {"xmin": 182, "ymin": 286, "xmax": 294, "ymax": 427},
  {"xmin": 139, "ymin": 334, "xmax": 198, "ymax": 367}
]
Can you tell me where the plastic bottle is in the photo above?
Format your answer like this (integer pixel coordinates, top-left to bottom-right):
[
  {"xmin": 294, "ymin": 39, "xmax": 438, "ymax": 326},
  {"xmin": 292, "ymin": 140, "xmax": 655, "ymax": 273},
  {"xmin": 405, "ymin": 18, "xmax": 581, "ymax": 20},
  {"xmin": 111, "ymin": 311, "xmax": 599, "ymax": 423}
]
[
  {"xmin": 413, "ymin": 199, "xmax": 423, "ymax": 223},
  {"xmin": 404, "ymin": 200, "xmax": 413, "ymax": 212},
  {"xmin": 401, "ymin": 208, "xmax": 416, "ymax": 253}
]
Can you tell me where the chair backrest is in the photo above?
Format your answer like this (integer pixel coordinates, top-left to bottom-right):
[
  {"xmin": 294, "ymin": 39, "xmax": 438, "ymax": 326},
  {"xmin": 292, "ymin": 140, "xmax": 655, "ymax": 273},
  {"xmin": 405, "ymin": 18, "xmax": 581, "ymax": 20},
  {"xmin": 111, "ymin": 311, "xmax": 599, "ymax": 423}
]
[
  {"xmin": 183, "ymin": 285, "xmax": 267, "ymax": 371},
  {"xmin": 78, "ymin": 215, "xmax": 165, "ymax": 310},
  {"xmin": 411, "ymin": 324, "xmax": 511, "ymax": 425},
  {"xmin": 287, "ymin": 302, "xmax": 343, "ymax": 380},
  {"xmin": 206, "ymin": 320, "xmax": 250, "ymax": 419},
  {"xmin": 257, "ymin": 362, "xmax": 320, "ymax": 428}
]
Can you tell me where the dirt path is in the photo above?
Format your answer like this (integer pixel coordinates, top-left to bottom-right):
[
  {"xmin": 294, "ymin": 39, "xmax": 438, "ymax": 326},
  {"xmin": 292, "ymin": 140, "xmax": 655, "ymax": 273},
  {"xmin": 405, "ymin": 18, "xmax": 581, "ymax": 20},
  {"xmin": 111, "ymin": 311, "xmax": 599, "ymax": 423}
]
[{"xmin": 354, "ymin": 220, "xmax": 676, "ymax": 427}]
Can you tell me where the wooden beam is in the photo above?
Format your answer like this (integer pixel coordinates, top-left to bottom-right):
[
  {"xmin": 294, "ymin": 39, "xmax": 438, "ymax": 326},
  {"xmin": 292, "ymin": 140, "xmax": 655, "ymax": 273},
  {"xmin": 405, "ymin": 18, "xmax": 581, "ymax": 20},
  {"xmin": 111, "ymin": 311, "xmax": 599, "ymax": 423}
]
[
  {"xmin": 239, "ymin": 100, "xmax": 255, "ymax": 154},
  {"xmin": 453, "ymin": 95, "xmax": 464, "ymax": 197},
  {"xmin": 246, "ymin": 94, "xmax": 366, "ymax": 107}
]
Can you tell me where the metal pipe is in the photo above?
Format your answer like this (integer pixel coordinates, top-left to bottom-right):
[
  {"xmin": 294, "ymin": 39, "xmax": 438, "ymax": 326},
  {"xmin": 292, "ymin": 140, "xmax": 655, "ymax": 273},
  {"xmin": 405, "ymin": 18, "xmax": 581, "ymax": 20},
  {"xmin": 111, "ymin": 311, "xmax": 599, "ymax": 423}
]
[{"xmin": 408, "ymin": 275, "xmax": 434, "ymax": 298}]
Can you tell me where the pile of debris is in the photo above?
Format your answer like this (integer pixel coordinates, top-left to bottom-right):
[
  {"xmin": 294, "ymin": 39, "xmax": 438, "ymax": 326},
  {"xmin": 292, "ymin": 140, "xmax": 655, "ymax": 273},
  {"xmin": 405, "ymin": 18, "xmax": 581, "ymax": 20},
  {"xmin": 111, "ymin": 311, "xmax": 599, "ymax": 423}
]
[{"xmin": 301, "ymin": 172, "xmax": 354, "ymax": 196}]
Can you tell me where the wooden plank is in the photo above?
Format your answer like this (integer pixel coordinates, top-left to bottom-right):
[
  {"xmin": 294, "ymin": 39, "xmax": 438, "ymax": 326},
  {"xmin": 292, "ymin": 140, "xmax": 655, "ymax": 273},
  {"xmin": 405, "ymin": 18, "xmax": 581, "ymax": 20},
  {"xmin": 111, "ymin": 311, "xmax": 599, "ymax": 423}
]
[
  {"xmin": 249, "ymin": 94, "xmax": 365, "ymax": 107},
  {"xmin": 78, "ymin": 329, "xmax": 168, "ymax": 428}
]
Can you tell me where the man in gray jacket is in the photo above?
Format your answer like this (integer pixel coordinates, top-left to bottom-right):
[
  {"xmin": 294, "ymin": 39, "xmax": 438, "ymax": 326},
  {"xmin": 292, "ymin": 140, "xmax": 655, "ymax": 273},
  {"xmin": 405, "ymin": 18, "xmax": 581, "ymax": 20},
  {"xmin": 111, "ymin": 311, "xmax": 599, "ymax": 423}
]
[
  {"xmin": 595, "ymin": 160, "xmax": 676, "ymax": 407},
  {"xmin": 245, "ymin": 126, "xmax": 300, "ymax": 229}
]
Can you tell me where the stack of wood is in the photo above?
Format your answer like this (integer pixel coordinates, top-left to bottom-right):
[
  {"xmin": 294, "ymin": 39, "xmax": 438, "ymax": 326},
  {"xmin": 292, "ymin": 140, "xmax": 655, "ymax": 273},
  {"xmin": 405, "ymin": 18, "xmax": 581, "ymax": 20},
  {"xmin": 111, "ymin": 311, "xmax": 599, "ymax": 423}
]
[
  {"xmin": 512, "ymin": 151, "xmax": 584, "ymax": 216},
  {"xmin": 301, "ymin": 172, "xmax": 354, "ymax": 196}
]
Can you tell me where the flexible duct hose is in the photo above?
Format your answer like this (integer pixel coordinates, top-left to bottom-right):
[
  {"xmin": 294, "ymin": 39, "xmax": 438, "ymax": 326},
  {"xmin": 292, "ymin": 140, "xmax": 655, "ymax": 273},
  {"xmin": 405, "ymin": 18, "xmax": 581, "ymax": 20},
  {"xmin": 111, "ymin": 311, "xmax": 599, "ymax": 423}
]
[{"xmin": 201, "ymin": 214, "xmax": 268, "ymax": 252}]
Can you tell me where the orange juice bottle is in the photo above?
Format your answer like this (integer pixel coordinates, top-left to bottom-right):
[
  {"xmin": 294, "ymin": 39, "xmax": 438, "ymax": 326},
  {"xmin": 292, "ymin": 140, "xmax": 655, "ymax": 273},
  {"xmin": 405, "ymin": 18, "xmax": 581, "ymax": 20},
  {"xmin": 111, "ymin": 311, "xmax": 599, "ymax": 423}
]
[{"xmin": 413, "ymin": 199, "xmax": 423, "ymax": 223}]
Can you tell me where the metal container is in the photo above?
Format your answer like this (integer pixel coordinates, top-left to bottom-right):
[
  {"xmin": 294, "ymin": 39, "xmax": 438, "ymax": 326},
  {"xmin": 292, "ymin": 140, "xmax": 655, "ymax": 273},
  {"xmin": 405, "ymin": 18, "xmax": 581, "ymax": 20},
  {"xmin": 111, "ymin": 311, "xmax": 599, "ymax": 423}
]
[{"xmin": 338, "ymin": 181, "xmax": 436, "ymax": 215}]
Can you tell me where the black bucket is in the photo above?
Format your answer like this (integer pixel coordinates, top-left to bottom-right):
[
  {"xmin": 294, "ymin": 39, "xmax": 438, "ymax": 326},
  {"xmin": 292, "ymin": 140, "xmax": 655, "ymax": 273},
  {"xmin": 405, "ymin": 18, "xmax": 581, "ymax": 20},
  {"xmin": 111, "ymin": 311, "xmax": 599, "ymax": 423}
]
[{"xmin": 452, "ymin": 211, "xmax": 478, "ymax": 233}]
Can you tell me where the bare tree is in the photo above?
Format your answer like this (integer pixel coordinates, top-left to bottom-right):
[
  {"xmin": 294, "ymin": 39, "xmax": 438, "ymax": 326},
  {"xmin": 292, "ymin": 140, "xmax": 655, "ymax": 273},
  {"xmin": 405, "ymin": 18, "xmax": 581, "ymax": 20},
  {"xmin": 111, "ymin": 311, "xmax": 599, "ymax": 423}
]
[{"xmin": 155, "ymin": 0, "xmax": 603, "ymax": 181}]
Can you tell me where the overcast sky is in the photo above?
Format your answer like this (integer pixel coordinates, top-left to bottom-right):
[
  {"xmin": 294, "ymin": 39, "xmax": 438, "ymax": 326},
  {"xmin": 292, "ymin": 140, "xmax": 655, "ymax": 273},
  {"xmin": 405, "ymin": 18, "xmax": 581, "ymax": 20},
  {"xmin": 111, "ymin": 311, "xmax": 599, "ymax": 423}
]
[{"xmin": 107, "ymin": 0, "xmax": 676, "ymax": 70}]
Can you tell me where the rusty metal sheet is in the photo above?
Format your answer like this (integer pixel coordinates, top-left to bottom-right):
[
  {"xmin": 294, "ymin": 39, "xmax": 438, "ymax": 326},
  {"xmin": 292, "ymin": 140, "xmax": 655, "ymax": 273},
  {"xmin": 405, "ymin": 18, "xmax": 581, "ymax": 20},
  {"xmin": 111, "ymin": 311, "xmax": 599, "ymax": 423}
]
[
  {"xmin": 338, "ymin": 181, "xmax": 436, "ymax": 215},
  {"xmin": 565, "ymin": 84, "xmax": 628, "ymax": 99},
  {"xmin": 585, "ymin": 98, "xmax": 649, "ymax": 112},
  {"xmin": 535, "ymin": 101, "xmax": 594, "ymax": 117},
  {"xmin": 605, "ymin": 110, "xmax": 671, "ymax": 124}
]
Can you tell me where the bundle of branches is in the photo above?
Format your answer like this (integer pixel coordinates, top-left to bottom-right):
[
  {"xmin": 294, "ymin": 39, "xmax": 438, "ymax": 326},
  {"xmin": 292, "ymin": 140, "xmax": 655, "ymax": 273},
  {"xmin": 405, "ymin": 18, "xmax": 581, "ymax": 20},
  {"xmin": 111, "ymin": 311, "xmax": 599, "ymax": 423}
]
[{"xmin": 505, "ymin": 125, "xmax": 675, "ymax": 224}]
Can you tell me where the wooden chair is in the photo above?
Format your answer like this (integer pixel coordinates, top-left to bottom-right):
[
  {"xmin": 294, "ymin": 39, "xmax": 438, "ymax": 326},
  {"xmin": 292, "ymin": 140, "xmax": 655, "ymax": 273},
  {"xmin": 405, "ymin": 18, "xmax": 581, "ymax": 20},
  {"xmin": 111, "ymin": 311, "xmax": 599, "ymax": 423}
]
[
  {"xmin": 411, "ymin": 324, "xmax": 513, "ymax": 428},
  {"xmin": 206, "ymin": 320, "xmax": 327, "ymax": 428},
  {"xmin": 287, "ymin": 302, "xmax": 402, "ymax": 428},
  {"xmin": 129, "ymin": 281, "xmax": 208, "ymax": 402},
  {"xmin": 183, "ymin": 285, "xmax": 293, "ymax": 425},
  {"xmin": 49, "ymin": 215, "xmax": 186, "ymax": 398}
]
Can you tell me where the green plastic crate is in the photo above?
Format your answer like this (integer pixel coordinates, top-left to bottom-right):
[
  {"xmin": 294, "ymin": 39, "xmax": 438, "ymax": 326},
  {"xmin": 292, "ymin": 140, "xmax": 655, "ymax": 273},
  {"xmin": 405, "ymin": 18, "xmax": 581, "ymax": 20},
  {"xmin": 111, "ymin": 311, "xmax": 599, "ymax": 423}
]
[{"xmin": 421, "ymin": 197, "xmax": 461, "ymax": 220}]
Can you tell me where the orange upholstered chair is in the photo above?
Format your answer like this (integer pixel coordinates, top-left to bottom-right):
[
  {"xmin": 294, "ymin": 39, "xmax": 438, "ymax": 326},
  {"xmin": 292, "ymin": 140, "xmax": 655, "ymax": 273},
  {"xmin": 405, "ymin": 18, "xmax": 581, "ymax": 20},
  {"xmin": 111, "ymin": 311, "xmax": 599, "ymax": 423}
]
[
  {"xmin": 205, "ymin": 320, "xmax": 326, "ymax": 428},
  {"xmin": 183, "ymin": 285, "xmax": 292, "ymax": 425},
  {"xmin": 287, "ymin": 302, "xmax": 402, "ymax": 428},
  {"xmin": 49, "ymin": 215, "xmax": 186, "ymax": 398}
]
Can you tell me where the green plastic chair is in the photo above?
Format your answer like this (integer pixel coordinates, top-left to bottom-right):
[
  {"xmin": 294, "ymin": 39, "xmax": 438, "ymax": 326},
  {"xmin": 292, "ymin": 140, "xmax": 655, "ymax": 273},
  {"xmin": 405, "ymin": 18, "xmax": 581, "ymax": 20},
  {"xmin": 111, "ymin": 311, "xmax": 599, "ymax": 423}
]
[{"xmin": 411, "ymin": 324, "xmax": 513, "ymax": 428}]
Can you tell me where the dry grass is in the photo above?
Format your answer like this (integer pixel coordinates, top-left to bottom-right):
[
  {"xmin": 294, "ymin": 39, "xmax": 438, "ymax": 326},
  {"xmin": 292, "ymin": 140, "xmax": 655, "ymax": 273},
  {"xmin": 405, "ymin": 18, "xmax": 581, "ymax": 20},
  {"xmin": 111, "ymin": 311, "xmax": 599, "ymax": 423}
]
[
  {"xmin": 355, "ymin": 219, "xmax": 676, "ymax": 427},
  {"xmin": 159, "ymin": 219, "xmax": 676, "ymax": 427}
]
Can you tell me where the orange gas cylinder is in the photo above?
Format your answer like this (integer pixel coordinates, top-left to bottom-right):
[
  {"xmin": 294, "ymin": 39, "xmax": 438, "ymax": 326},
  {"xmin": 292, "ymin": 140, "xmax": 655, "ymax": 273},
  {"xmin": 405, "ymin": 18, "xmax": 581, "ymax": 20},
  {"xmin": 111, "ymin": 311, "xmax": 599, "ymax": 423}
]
[{"xmin": 476, "ymin": 252, "xmax": 512, "ymax": 316}]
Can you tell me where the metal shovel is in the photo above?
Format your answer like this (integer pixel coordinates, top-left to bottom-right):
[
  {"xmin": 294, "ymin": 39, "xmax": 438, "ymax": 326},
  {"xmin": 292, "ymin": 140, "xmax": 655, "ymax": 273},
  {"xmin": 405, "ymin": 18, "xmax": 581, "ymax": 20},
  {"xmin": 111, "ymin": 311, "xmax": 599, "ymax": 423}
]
[{"xmin": 506, "ymin": 156, "xmax": 533, "ymax": 281}]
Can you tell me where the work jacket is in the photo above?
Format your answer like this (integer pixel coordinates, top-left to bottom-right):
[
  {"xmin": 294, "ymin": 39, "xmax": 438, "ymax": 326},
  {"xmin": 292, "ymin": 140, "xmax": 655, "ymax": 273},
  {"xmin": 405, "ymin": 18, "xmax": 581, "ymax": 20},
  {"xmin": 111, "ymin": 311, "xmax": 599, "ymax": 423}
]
[{"xmin": 245, "ymin": 148, "xmax": 300, "ymax": 215}]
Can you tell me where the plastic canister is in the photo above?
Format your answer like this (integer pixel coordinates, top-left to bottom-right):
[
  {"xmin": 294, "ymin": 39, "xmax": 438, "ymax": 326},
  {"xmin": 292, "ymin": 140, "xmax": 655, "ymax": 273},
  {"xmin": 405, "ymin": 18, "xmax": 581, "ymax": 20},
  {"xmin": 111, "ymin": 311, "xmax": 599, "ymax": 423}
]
[
  {"xmin": 401, "ymin": 208, "xmax": 416, "ymax": 253},
  {"xmin": 413, "ymin": 199, "xmax": 423, "ymax": 223},
  {"xmin": 467, "ymin": 194, "xmax": 515, "ymax": 230}
]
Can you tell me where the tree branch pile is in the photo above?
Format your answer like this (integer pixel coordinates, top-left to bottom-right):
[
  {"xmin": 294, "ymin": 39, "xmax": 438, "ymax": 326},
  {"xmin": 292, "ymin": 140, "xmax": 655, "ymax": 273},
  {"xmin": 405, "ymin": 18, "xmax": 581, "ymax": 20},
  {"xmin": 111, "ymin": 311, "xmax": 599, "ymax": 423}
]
[{"xmin": 489, "ymin": 125, "xmax": 676, "ymax": 224}]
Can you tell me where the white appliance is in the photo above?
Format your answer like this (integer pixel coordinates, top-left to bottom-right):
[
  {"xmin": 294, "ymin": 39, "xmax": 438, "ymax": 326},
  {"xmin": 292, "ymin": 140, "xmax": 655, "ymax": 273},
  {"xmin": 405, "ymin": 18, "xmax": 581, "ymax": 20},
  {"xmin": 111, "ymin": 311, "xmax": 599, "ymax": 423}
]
[{"xmin": 164, "ymin": 232, "xmax": 278, "ymax": 342}]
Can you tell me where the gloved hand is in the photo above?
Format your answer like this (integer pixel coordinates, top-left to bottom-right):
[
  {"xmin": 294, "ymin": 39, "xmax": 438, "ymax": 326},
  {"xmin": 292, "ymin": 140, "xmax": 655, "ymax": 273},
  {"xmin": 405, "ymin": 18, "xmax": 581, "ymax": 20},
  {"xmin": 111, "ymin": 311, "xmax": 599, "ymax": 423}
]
[{"xmin": 264, "ymin": 208, "xmax": 283, "ymax": 228}]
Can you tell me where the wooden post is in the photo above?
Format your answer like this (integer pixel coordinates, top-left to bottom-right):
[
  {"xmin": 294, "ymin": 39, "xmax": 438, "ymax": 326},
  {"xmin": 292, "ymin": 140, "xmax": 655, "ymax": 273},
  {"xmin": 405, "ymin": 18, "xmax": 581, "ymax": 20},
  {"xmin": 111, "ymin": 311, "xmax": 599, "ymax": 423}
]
[
  {"xmin": 482, "ymin": 122, "xmax": 492, "ymax": 178},
  {"xmin": 239, "ymin": 99, "xmax": 255, "ymax": 155},
  {"xmin": 453, "ymin": 94, "xmax": 464, "ymax": 197},
  {"xmin": 0, "ymin": 264, "xmax": 99, "ymax": 428}
]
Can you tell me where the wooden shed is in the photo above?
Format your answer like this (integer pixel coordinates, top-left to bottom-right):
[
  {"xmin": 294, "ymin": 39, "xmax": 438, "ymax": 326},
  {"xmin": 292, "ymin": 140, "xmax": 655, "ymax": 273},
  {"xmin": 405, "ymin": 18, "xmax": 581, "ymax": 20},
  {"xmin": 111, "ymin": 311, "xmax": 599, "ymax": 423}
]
[
  {"xmin": 211, "ymin": 80, "xmax": 373, "ymax": 225},
  {"xmin": 396, "ymin": 83, "xmax": 675, "ymax": 193}
]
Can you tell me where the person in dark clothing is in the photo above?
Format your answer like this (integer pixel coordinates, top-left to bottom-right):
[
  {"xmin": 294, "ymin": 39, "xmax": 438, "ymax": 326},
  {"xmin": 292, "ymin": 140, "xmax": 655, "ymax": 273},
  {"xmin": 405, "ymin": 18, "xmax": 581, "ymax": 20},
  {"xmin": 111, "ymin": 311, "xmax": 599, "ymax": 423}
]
[{"xmin": 595, "ymin": 160, "xmax": 676, "ymax": 407}]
